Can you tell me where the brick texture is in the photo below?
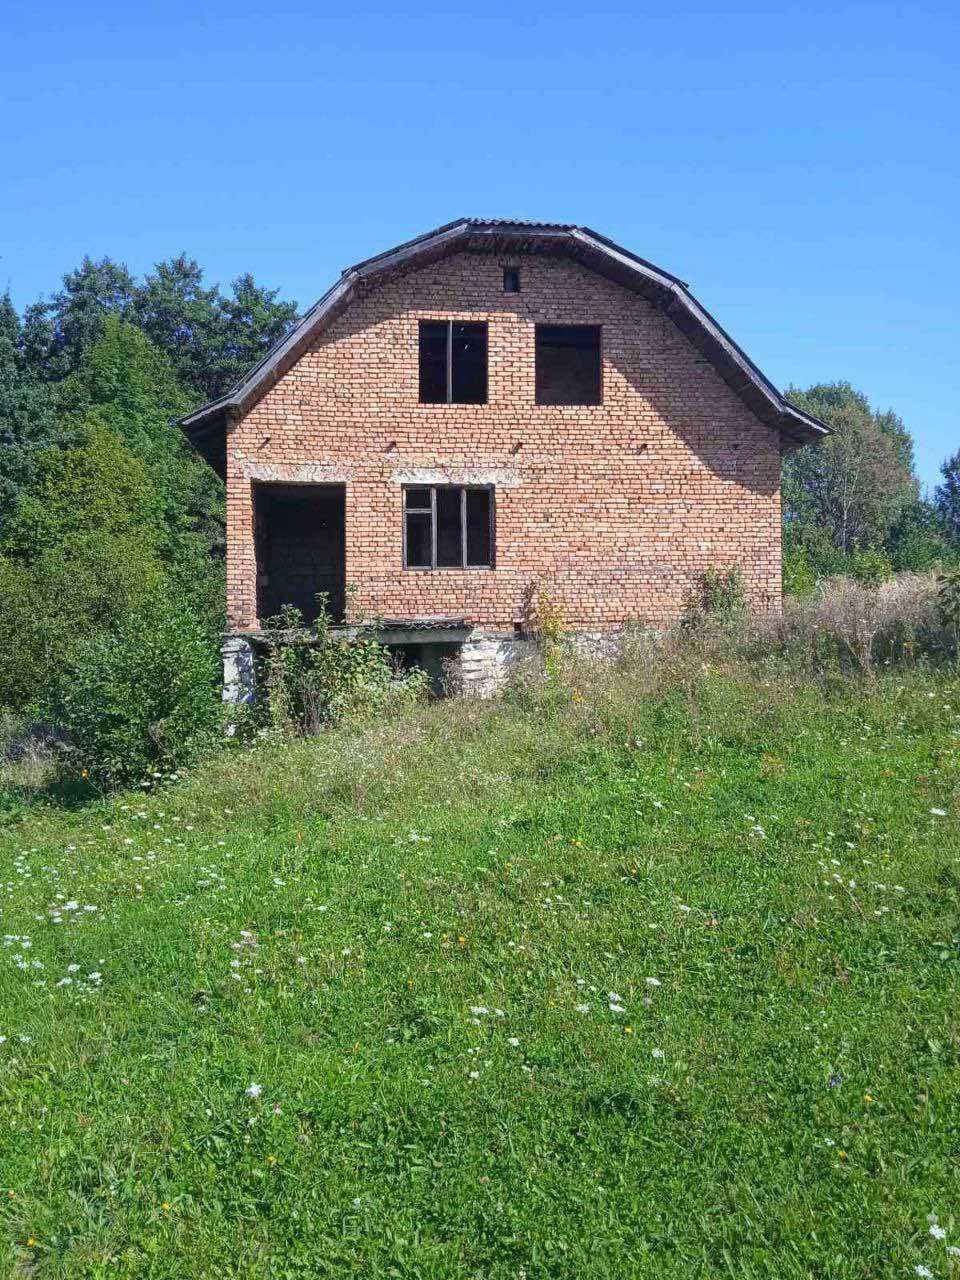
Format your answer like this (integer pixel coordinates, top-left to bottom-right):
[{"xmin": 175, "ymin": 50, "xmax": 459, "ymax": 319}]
[{"xmin": 225, "ymin": 251, "xmax": 783, "ymax": 632}]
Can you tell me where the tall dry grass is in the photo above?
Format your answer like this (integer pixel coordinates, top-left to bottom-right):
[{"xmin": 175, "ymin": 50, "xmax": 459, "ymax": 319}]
[{"xmin": 533, "ymin": 572, "xmax": 956, "ymax": 705}]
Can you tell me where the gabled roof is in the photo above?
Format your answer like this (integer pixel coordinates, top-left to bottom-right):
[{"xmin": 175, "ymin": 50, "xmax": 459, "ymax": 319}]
[{"xmin": 180, "ymin": 218, "xmax": 829, "ymax": 457}]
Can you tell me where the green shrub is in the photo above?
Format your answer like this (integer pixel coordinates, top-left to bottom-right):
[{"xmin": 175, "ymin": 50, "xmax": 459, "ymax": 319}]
[
  {"xmin": 259, "ymin": 601, "xmax": 427, "ymax": 735},
  {"xmin": 55, "ymin": 600, "xmax": 223, "ymax": 789},
  {"xmin": 782, "ymin": 545, "xmax": 816, "ymax": 597},
  {"xmin": 682, "ymin": 567, "xmax": 747, "ymax": 635},
  {"xmin": 782, "ymin": 527, "xmax": 848, "ymax": 580},
  {"xmin": 847, "ymin": 546, "xmax": 894, "ymax": 585}
]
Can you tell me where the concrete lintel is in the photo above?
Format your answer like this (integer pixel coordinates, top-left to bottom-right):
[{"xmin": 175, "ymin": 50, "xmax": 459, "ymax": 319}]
[
  {"xmin": 389, "ymin": 467, "xmax": 522, "ymax": 488},
  {"xmin": 377, "ymin": 627, "xmax": 471, "ymax": 646},
  {"xmin": 238, "ymin": 460, "xmax": 351, "ymax": 484}
]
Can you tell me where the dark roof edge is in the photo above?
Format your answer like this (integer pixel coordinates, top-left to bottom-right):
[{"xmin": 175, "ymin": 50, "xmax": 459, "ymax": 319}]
[{"xmin": 180, "ymin": 220, "xmax": 830, "ymax": 446}]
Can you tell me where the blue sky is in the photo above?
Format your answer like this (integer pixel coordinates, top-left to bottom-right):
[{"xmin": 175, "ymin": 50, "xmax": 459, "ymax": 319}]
[{"xmin": 3, "ymin": 0, "xmax": 957, "ymax": 487}]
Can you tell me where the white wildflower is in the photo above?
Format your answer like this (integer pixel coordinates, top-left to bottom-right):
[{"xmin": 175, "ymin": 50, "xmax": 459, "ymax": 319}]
[{"xmin": 245, "ymin": 1083, "xmax": 263, "ymax": 1099}]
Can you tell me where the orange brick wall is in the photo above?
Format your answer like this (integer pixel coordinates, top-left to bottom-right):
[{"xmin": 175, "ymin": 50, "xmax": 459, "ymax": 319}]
[{"xmin": 225, "ymin": 251, "xmax": 783, "ymax": 632}]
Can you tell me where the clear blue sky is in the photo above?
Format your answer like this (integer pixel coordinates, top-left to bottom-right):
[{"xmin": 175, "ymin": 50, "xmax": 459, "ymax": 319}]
[{"xmin": 3, "ymin": 0, "xmax": 957, "ymax": 486}]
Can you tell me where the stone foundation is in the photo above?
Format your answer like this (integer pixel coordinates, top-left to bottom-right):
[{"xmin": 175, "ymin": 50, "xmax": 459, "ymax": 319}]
[
  {"xmin": 458, "ymin": 632, "xmax": 533, "ymax": 697},
  {"xmin": 221, "ymin": 635, "xmax": 256, "ymax": 708}
]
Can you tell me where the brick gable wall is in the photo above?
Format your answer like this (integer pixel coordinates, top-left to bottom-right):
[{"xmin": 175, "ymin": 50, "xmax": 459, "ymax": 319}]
[{"xmin": 225, "ymin": 251, "xmax": 782, "ymax": 632}]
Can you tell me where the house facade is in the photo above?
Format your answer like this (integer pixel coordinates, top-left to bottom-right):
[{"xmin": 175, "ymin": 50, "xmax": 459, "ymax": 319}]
[{"xmin": 181, "ymin": 219, "xmax": 827, "ymax": 694}]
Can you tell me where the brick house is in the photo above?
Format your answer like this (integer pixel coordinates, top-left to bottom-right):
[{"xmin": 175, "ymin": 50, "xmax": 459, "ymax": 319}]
[{"xmin": 181, "ymin": 219, "xmax": 828, "ymax": 694}]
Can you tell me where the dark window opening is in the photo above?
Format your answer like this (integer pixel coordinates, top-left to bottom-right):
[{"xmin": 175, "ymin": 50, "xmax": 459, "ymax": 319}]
[
  {"xmin": 503, "ymin": 267, "xmax": 520, "ymax": 294},
  {"xmin": 419, "ymin": 320, "xmax": 487, "ymax": 404},
  {"xmin": 535, "ymin": 324, "xmax": 601, "ymax": 405},
  {"xmin": 403, "ymin": 486, "xmax": 494, "ymax": 569},
  {"xmin": 254, "ymin": 483, "xmax": 346, "ymax": 623}
]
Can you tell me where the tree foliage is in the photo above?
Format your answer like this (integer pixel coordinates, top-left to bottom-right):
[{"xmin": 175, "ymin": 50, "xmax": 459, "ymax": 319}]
[
  {"xmin": 0, "ymin": 322, "xmax": 226, "ymax": 711},
  {"xmin": 136, "ymin": 258, "xmax": 298, "ymax": 400},
  {"xmin": 784, "ymin": 383, "xmax": 918, "ymax": 555},
  {"xmin": 22, "ymin": 257, "xmax": 137, "ymax": 382},
  {"xmin": 0, "ymin": 294, "xmax": 64, "ymax": 523},
  {"xmin": 22, "ymin": 253, "xmax": 297, "ymax": 401},
  {"xmin": 0, "ymin": 249, "xmax": 295, "ymax": 720},
  {"xmin": 57, "ymin": 318, "xmax": 225, "ymax": 595},
  {"xmin": 935, "ymin": 449, "xmax": 960, "ymax": 544},
  {"xmin": 0, "ymin": 426, "xmax": 168, "ymax": 709}
]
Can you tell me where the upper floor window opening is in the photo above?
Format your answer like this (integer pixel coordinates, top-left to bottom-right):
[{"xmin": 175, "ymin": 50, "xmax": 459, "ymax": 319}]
[
  {"xmin": 535, "ymin": 324, "xmax": 602, "ymax": 405},
  {"xmin": 419, "ymin": 320, "xmax": 488, "ymax": 404}
]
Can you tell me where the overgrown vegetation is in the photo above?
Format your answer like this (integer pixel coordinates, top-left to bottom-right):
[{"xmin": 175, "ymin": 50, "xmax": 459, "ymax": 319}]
[
  {"xmin": 257, "ymin": 602, "xmax": 428, "ymax": 736},
  {"xmin": 0, "ymin": 644, "xmax": 957, "ymax": 1277}
]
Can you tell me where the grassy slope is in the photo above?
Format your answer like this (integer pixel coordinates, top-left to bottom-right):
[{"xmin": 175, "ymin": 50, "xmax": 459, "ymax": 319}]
[{"xmin": 0, "ymin": 669, "xmax": 958, "ymax": 1278}]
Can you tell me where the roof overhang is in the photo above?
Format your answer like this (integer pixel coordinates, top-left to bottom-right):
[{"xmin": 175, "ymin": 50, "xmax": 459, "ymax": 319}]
[{"xmin": 180, "ymin": 219, "xmax": 829, "ymax": 453}]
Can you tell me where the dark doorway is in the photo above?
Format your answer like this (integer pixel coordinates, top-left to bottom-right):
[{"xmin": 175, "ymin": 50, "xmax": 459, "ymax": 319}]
[
  {"xmin": 391, "ymin": 642, "xmax": 462, "ymax": 695},
  {"xmin": 254, "ymin": 483, "xmax": 346, "ymax": 623}
]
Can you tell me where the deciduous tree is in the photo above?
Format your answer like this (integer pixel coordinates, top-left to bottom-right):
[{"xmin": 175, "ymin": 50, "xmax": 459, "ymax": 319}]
[{"xmin": 784, "ymin": 382, "xmax": 918, "ymax": 554}]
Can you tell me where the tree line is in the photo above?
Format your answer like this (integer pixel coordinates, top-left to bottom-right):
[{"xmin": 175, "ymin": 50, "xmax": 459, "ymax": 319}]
[
  {"xmin": 0, "ymin": 251, "xmax": 958, "ymax": 718},
  {"xmin": 0, "ymin": 255, "xmax": 297, "ymax": 712}
]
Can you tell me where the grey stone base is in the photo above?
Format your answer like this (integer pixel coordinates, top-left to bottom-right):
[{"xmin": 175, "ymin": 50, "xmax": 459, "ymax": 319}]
[
  {"xmin": 458, "ymin": 632, "xmax": 533, "ymax": 697},
  {"xmin": 221, "ymin": 636, "xmax": 256, "ymax": 708}
]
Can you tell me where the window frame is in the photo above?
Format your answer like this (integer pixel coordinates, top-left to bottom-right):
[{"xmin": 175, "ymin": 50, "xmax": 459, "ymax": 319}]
[
  {"xmin": 534, "ymin": 323, "xmax": 603, "ymax": 406},
  {"xmin": 402, "ymin": 484, "xmax": 495, "ymax": 570},
  {"xmin": 503, "ymin": 267, "xmax": 520, "ymax": 294},
  {"xmin": 418, "ymin": 320, "xmax": 488, "ymax": 405}
]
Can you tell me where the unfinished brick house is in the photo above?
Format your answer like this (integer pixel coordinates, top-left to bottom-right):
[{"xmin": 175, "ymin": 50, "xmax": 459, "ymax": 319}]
[{"xmin": 181, "ymin": 219, "xmax": 828, "ymax": 694}]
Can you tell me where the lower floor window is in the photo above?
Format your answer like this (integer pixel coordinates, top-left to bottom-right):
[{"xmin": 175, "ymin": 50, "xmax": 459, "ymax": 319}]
[{"xmin": 404, "ymin": 485, "xmax": 494, "ymax": 569}]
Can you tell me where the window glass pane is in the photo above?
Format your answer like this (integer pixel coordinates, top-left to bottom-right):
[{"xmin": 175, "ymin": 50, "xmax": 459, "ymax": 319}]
[
  {"xmin": 419, "ymin": 321, "xmax": 447, "ymax": 403},
  {"xmin": 535, "ymin": 325, "xmax": 601, "ymax": 405},
  {"xmin": 436, "ymin": 487, "xmax": 463, "ymax": 567},
  {"xmin": 405, "ymin": 487, "xmax": 431, "ymax": 510},
  {"xmin": 451, "ymin": 322, "xmax": 487, "ymax": 404},
  {"xmin": 465, "ymin": 489, "xmax": 492, "ymax": 566},
  {"xmin": 405, "ymin": 512, "xmax": 432, "ymax": 567}
]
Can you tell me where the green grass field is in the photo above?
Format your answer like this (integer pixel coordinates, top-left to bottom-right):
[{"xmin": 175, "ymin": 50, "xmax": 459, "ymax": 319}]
[{"xmin": 1, "ymin": 666, "xmax": 958, "ymax": 1278}]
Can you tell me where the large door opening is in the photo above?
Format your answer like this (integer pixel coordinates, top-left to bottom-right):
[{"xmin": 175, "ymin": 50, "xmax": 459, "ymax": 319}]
[{"xmin": 254, "ymin": 483, "xmax": 346, "ymax": 624}]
